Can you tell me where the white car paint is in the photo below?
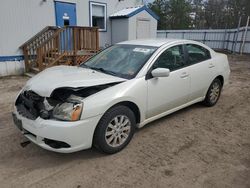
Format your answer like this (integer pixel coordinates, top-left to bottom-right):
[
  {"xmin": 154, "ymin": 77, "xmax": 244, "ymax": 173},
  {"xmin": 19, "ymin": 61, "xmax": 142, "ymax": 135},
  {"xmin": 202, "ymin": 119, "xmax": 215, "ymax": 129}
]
[
  {"xmin": 13, "ymin": 39, "xmax": 230, "ymax": 153},
  {"xmin": 24, "ymin": 65, "xmax": 126, "ymax": 97}
]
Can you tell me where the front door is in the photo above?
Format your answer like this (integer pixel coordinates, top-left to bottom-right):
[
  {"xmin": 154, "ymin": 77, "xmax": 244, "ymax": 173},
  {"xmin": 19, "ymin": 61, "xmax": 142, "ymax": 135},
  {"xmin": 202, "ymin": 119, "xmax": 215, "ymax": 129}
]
[
  {"xmin": 146, "ymin": 45, "xmax": 190, "ymax": 118},
  {"xmin": 55, "ymin": 2, "xmax": 77, "ymax": 51},
  {"xmin": 55, "ymin": 1, "xmax": 77, "ymax": 27}
]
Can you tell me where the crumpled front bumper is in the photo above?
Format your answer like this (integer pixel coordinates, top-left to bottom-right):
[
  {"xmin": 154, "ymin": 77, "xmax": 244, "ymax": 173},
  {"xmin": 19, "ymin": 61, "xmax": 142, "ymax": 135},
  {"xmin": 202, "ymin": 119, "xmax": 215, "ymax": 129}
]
[{"xmin": 12, "ymin": 107, "xmax": 102, "ymax": 153}]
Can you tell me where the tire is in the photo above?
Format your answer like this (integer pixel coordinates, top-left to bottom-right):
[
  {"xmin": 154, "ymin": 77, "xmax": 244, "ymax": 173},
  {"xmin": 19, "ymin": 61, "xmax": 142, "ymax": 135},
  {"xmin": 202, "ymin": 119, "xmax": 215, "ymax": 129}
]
[
  {"xmin": 93, "ymin": 105, "xmax": 136, "ymax": 154},
  {"xmin": 203, "ymin": 78, "xmax": 222, "ymax": 107}
]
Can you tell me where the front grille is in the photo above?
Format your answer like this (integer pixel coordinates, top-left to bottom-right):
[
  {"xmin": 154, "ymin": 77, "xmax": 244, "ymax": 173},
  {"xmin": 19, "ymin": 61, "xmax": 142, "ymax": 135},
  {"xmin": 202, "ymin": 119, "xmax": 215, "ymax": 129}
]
[{"xmin": 16, "ymin": 90, "xmax": 43, "ymax": 120}]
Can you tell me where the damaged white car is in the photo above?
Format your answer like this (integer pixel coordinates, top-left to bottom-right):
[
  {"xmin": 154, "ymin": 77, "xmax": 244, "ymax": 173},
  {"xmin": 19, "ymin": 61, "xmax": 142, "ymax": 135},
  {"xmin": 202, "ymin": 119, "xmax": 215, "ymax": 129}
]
[{"xmin": 13, "ymin": 39, "xmax": 230, "ymax": 154}]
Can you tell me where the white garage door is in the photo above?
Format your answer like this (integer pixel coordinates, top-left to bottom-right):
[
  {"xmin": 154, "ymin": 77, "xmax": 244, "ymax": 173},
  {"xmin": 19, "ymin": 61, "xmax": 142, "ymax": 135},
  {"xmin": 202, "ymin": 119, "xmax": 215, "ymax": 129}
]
[{"xmin": 136, "ymin": 19, "xmax": 150, "ymax": 39}]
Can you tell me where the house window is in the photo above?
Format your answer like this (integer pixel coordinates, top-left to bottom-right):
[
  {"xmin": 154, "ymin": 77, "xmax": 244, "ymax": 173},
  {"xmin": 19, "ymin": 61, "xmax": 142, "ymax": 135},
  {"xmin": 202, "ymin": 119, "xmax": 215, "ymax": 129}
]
[{"xmin": 90, "ymin": 2, "xmax": 107, "ymax": 31}]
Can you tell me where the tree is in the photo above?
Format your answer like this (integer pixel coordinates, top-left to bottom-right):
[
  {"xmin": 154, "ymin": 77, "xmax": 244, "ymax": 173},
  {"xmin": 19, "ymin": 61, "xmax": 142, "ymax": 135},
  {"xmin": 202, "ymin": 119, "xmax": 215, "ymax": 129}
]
[
  {"xmin": 226, "ymin": 0, "xmax": 250, "ymax": 28},
  {"xmin": 148, "ymin": 0, "xmax": 168, "ymax": 29},
  {"xmin": 148, "ymin": 0, "xmax": 250, "ymax": 30},
  {"xmin": 191, "ymin": 0, "xmax": 206, "ymax": 29},
  {"xmin": 168, "ymin": 0, "xmax": 192, "ymax": 29},
  {"xmin": 148, "ymin": 0, "xmax": 192, "ymax": 29},
  {"xmin": 204, "ymin": 0, "xmax": 228, "ymax": 29}
]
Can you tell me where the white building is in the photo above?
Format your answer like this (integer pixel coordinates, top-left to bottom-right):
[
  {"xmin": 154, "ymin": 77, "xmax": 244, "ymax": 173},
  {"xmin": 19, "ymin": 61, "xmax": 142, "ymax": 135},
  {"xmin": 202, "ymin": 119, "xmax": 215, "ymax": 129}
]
[{"xmin": 0, "ymin": 0, "xmax": 158, "ymax": 76}]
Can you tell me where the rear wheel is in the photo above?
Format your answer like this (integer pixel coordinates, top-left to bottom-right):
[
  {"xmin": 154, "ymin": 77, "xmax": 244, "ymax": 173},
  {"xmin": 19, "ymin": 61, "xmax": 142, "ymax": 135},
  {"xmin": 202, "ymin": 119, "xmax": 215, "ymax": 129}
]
[
  {"xmin": 93, "ymin": 105, "xmax": 136, "ymax": 154},
  {"xmin": 203, "ymin": 78, "xmax": 222, "ymax": 107}
]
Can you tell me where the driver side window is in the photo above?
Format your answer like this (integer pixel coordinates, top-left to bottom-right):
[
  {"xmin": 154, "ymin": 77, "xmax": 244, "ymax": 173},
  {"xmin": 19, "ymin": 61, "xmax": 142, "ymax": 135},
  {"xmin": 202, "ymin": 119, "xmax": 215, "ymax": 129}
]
[{"xmin": 153, "ymin": 45, "xmax": 185, "ymax": 71}]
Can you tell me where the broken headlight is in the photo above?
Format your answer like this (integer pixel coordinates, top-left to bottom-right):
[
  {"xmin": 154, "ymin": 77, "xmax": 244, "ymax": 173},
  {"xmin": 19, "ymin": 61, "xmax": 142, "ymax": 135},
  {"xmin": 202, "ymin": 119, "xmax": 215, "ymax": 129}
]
[{"xmin": 52, "ymin": 102, "xmax": 83, "ymax": 121}]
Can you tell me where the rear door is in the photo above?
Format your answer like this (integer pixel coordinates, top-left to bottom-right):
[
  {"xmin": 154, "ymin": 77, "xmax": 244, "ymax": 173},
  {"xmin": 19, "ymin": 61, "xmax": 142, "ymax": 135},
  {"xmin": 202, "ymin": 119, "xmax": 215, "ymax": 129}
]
[{"xmin": 184, "ymin": 43, "xmax": 215, "ymax": 101}]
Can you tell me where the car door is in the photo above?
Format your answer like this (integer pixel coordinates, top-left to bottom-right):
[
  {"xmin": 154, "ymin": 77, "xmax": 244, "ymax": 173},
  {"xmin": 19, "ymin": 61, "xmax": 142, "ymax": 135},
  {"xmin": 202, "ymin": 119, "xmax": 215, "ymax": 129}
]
[
  {"xmin": 146, "ymin": 45, "xmax": 190, "ymax": 119},
  {"xmin": 184, "ymin": 43, "xmax": 215, "ymax": 101}
]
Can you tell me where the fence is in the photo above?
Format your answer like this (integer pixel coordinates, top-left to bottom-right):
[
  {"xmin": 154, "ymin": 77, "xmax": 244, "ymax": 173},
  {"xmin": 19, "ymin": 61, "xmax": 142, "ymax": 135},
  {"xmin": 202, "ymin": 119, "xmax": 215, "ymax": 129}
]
[{"xmin": 157, "ymin": 27, "xmax": 250, "ymax": 54}]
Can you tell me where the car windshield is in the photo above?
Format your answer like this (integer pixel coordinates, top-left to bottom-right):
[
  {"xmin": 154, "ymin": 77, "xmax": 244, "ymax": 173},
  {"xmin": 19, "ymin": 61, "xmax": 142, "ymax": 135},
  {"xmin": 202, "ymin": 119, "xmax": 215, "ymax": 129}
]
[{"xmin": 80, "ymin": 44, "xmax": 157, "ymax": 79}]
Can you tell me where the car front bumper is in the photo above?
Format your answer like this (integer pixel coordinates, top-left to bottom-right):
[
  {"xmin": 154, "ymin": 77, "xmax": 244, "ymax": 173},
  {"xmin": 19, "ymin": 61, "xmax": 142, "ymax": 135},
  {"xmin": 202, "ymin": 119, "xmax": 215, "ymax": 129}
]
[{"xmin": 12, "ymin": 107, "xmax": 102, "ymax": 153}]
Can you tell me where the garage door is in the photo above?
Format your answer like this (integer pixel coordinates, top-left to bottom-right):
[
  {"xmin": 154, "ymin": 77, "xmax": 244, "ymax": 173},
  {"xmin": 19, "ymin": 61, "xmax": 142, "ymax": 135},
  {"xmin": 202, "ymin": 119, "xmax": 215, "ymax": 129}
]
[{"xmin": 136, "ymin": 19, "xmax": 150, "ymax": 39}]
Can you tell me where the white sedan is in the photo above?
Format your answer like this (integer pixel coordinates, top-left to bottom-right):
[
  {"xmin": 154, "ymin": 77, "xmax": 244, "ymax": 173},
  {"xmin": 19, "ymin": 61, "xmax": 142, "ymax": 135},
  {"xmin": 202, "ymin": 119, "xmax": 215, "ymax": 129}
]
[{"xmin": 13, "ymin": 39, "xmax": 230, "ymax": 154}]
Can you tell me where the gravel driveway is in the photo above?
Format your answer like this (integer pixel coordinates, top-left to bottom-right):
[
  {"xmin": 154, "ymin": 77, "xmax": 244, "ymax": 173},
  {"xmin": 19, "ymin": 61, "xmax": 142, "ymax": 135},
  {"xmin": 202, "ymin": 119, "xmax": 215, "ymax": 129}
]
[{"xmin": 0, "ymin": 55, "xmax": 249, "ymax": 188}]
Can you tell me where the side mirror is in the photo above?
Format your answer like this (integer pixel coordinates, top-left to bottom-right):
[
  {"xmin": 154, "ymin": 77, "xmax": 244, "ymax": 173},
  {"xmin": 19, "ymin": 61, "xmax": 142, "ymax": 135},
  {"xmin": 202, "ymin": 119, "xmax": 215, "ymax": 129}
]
[{"xmin": 151, "ymin": 68, "xmax": 170, "ymax": 78}]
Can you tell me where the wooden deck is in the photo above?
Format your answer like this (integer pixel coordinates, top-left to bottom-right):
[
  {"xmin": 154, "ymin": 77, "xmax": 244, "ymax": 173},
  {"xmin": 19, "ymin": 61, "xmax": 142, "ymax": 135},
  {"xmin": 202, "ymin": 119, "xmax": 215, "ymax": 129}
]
[{"xmin": 20, "ymin": 26, "xmax": 99, "ymax": 73}]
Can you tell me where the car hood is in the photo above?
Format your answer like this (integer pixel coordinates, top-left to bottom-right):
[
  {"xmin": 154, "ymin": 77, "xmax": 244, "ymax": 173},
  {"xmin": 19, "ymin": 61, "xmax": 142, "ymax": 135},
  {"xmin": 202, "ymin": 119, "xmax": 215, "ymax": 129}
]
[{"xmin": 24, "ymin": 66, "xmax": 126, "ymax": 97}]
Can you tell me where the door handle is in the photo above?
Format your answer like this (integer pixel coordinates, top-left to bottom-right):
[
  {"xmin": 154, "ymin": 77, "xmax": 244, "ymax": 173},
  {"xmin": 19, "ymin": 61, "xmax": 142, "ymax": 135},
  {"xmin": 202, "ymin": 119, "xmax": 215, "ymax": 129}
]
[
  {"xmin": 209, "ymin": 63, "xmax": 215, "ymax": 68},
  {"xmin": 180, "ymin": 72, "xmax": 189, "ymax": 78}
]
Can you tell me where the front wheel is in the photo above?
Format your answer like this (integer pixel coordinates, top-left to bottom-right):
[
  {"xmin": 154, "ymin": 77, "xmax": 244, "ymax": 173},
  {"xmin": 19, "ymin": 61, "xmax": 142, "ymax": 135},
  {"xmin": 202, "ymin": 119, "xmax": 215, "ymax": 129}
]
[
  {"xmin": 203, "ymin": 78, "xmax": 222, "ymax": 107},
  {"xmin": 93, "ymin": 105, "xmax": 136, "ymax": 154}
]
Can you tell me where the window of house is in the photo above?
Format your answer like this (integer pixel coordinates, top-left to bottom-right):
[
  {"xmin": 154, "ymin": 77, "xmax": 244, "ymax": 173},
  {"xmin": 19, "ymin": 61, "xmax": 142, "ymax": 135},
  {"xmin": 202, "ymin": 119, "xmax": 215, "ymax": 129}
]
[
  {"xmin": 186, "ymin": 44, "xmax": 211, "ymax": 64},
  {"xmin": 90, "ymin": 2, "xmax": 107, "ymax": 31},
  {"xmin": 153, "ymin": 45, "xmax": 185, "ymax": 71}
]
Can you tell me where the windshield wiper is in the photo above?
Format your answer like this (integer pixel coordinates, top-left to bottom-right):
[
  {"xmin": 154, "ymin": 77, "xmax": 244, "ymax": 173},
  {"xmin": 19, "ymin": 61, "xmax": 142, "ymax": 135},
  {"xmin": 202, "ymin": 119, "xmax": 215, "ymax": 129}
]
[
  {"xmin": 80, "ymin": 64, "xmax": 118, "ymax": 77},
  {"xmin": 90, "ymin": 67, "xmax": 118, "ymax": 76}
]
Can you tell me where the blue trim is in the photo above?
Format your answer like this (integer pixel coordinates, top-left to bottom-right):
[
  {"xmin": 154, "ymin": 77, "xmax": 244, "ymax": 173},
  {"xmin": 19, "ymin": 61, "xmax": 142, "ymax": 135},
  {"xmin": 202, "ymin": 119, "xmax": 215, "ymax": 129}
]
[
  {"xmin": 89, "ymin": 1, "xmax": 108, "ymax": 32},
  {"xmin": 110, "ymin": 5, "xmax": 159, "ymax": 21},
  {"xmin": 0, "ymin": 55, "xmax": 24, "ymax": 62},
  {"xmin": 144, "ymin": 6, "xmax": 160, "ymax": 20}
]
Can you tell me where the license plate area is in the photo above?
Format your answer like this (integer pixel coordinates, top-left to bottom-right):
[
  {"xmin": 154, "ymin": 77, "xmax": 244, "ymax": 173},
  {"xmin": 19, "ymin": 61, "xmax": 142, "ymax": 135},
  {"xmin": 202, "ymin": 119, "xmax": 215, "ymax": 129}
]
[{"xmin": 12, "ymin": 113, "xmax": 23, "ymax": 131}]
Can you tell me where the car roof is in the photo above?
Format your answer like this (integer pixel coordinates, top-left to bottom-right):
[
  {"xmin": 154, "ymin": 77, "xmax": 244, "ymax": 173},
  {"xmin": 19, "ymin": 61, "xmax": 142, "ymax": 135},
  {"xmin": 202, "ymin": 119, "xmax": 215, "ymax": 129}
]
[{"xmin": 118, "ymin": 39, "xmax": 192, "ymax": 47}]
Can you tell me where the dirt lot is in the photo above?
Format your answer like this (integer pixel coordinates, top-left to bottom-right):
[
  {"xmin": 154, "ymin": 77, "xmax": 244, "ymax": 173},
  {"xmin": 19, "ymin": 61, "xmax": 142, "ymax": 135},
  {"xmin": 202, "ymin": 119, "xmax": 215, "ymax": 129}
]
[{"xmin": 0, "ymin": 55, "xmax": 250, "ymax": 188}]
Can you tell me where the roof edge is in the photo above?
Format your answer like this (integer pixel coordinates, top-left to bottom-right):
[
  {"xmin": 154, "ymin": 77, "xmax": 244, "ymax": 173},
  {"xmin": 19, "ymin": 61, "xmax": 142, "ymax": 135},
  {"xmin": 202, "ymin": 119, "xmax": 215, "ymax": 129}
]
[{"xmin": 110, "ymin": 5, "xmax": 159, "ymax": 21}]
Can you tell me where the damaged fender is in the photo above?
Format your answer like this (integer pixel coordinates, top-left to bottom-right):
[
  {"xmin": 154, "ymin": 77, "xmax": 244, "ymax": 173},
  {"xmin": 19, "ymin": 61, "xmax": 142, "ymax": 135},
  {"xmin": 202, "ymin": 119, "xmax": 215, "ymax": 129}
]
[{"xmin": 15, "ymin": 82, "xmax": 122, "ymax": 121}]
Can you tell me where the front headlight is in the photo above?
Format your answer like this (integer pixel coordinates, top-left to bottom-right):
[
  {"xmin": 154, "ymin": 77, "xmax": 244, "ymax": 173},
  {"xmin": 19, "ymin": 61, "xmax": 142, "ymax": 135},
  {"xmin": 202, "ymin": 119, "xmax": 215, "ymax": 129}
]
[{"xmin": 52, "ymin": 102, "xmax": 83, "ymax": 121}]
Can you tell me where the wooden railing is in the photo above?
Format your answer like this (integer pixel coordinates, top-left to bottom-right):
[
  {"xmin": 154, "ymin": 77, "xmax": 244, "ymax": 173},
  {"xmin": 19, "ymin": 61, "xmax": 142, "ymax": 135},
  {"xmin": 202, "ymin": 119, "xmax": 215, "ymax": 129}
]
[
  {"xmin": 20, "ymin": 26, "xmax": 59, "ymax": 72},
  {"xmin": 21, "ymin": 26, "xmax": 99, "ymax": 73}
]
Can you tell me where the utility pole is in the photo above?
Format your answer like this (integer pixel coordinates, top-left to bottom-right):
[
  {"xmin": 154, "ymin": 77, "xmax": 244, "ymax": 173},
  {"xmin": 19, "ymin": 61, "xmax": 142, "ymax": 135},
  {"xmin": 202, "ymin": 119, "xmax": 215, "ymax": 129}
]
[
  {"xmin": 240, "ymin": 16, "xmax": 250, "ymax": 55},
  {"xmin": 232, "ymin": 16, "xmax": 241, "ymax": 54}
]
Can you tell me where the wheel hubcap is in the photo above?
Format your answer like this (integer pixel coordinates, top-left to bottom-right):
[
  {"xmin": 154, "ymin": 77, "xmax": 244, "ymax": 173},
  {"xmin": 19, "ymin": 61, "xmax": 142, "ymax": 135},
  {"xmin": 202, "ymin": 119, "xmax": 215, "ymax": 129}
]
[
  {"xmin": 210, "ymin": 82, "xmax": 220, "ymax": 103},
  {"xmin": 105, "ymin": 115, "xmax": 131, "ymax": 147}
]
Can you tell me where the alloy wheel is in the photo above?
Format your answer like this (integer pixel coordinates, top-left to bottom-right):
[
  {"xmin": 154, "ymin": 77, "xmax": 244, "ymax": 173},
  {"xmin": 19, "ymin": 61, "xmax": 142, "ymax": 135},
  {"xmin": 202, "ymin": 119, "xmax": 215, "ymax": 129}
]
[
  {"xmin": 209, "ymin": 82, "xmax": 220, "ymax": 104},
  {"xmin": 105, "ymin": 115, "xmax": 131, "ymax": 147}
]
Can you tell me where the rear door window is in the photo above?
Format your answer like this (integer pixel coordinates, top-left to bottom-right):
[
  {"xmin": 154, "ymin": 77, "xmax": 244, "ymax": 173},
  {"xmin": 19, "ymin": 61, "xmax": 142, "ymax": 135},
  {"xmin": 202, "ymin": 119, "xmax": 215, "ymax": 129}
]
[{"xmin": 185, "ymin": 44, "xmax": 211, "ymax": 65}]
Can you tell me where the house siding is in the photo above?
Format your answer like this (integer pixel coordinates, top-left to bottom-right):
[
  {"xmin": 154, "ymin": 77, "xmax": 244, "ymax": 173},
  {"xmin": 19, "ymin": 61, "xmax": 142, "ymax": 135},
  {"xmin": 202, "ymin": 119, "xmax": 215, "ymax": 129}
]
[
  {"xmin": 0, "ymin": 0, "xmax": 142, "ymax": 57},
  {"xmin": 111, "ymin": 19, "xmax": 129, "ymax": 44},
  {"xmin": 0, "ymin": 0, "xmax": 142, "ymax": 76},
  {"xmin": 88, "ymin": 0, "xmax": 142, "ymax": 47},
  {"xmin": 128, "ymin": 10, "xmax": 157, "ymax": 40},
  {"xmin": 0, "ymin": 0, "xmax": 55, "ymax": 56}
]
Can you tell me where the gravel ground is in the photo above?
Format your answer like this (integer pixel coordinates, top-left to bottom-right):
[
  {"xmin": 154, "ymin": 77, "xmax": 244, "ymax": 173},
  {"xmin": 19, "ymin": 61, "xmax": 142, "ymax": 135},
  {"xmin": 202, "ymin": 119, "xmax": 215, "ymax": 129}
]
[{"xmin": 0, "ymin": 55, "xmax": 249, "ymax": 188}]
